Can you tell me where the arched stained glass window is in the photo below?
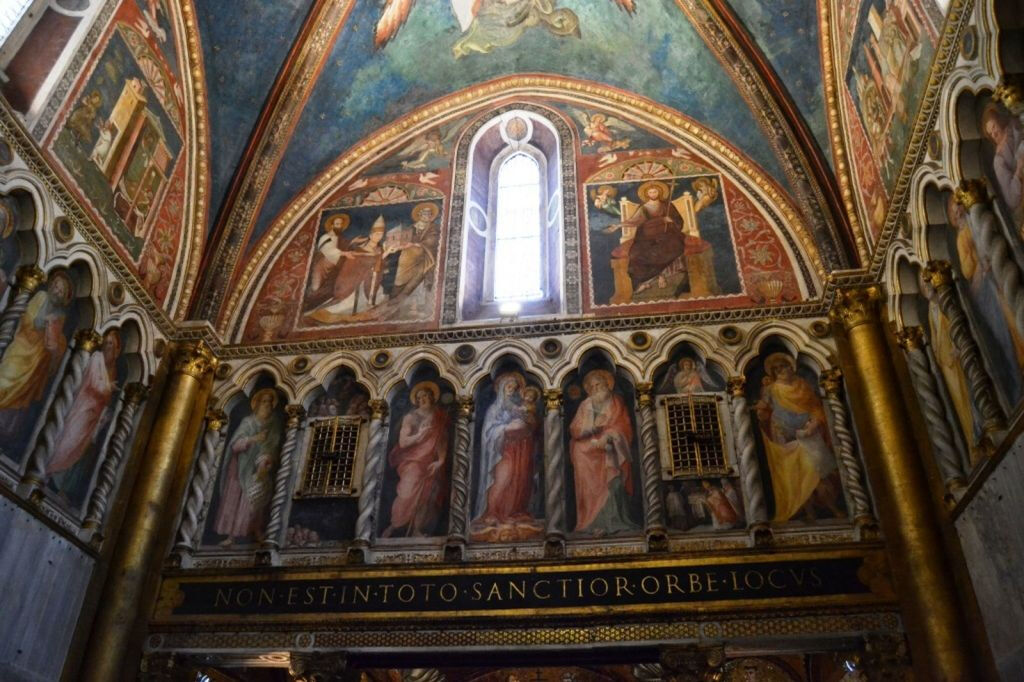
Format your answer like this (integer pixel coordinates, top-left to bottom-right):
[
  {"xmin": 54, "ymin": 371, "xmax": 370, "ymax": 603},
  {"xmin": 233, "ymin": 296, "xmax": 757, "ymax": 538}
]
[{"xmin": 493, "ymin": 153, "xmax": 543, "ymax": 301}]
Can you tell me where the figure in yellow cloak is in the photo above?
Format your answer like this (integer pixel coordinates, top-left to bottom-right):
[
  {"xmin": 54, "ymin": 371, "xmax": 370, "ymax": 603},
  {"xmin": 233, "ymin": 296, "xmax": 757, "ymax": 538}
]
[
  {"xmin": 754, "ymin": 353, "xmax": 844, "ymax": 523},
  {"xmin": 0, "ymin": 271, "xmax": 72, "ymax": 411}
]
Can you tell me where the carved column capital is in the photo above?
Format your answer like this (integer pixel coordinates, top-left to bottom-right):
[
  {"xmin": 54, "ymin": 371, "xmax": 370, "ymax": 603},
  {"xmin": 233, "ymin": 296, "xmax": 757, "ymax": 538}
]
[
  {"xmin": 543, "ymin": 388, "xmax": 563, "ymax": 412},
  {"xmin": 369, "ymin": 398, "xmax": 388, "ymax": 420},
  {"xmin": 954, "ymin": 179, "xmax": 990, "ymax": 209},
  {"xmin": 726, "ymin": 375, "xmax": 745, "ymax": 397},
  {"xmin": 171, "ymin": 340, "xmax": 218, "ymax": 379},
  {"xmin": 894, "ymin": 325, "xmax": 926, "ymax": 350},
  {"xmin": 285, "ymin": 404, "xmax": 306, "ymax": 428},
  {"xmin": 14, "ymin": 264, "xmax": 45, "ymax": 292},
  {"xmin": 123, "ymin": 381, "xmax": 149, "ymax": 405},
  {"xmin": 829, "ymin": 286, "xmax": 882, "ymax": 331},
  {"xmin": 636, "ymin": 381, "xmax": 654, "ymax": 407},
  {"xmin": 994, "ymin": 82, "xmax": 1024, "ymax": 110},
  {"xmin": 74, "ymin": 328, "xmax": 102, "ymax": 352},
  {"xmin": 456, "ymin": 395, "xmax": 474, "ymax": 417},
  {"xmin": 205, "ymin": 408, "xmax": 227, "ymax": 432},
  {"xmin": 922, "ymin": 260, "xmax": 955, "ymax": 289},
  {"xmin": 820, "ymin": 368, "xmax": 843, "ymax": 397}
]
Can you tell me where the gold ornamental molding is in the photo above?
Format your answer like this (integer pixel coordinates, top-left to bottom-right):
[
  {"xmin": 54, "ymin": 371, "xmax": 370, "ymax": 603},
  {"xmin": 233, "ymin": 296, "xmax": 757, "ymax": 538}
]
[
  {"xmin": 222, "ymin": 77, "xmax": 826, "ymax": 339},
  {"xmin": 192, "ymin": 0, "xmax": 355, "ymax": 322}
]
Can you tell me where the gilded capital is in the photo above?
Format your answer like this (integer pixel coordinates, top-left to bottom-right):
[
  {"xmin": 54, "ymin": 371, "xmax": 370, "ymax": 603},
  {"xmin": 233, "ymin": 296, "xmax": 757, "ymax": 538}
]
[
  {"xmin": 895, "ymin": 325, "xmax": 926, "ymax": 351},
  {"xmin": 820, "ymin": 368, "xmax": 843, "ymax": 397},
  {"xmin": 923, "ymin": 260, "xmax": 954, "ymax": 289},
  {"xmin": 457, "ymin": 395, "xmax": 474, "ymax": 417},
  {"xmin": 369, "ymin": 398, "xmax": 388, "ymax": 420},
  {"xmin": 74, "ymin": 328, "xmax": 102, "ymax": 352},
  {"xmin": 205, "ymin": 408, "xmax": 228, "ymax": 432},
  {"xmin": 543, "ymin": 388, "xmax": 563, "ymax": 412},
  {"xmin": 14, "ymin": 265, "xmax": 45, "ymax": 293},
  {"xmin": 171, "ymin": 340, "xmax": 218, "ymax": 379},
  {"xmin": 994, "ymin": 82, "xmax": 1023, "ymax": 109},
  {"xmin": 635, "ymin": 382, "xmax": 654, "ymax": 407},
  {"xmin": 123, "ymin": 382, "xmax": 149, "ymax": 405},
  {"xmin": 954, "ymin": 179, "xmax": 988, "ymax": 209},
  {"xmin": 285, "ymin": 404, "xmax": 306, "ymax": 428},
  {"xmin": 726, "ymin": 376, "xmax": 745, "ymax": 397},
  {"xmin": 829, "ymin": 286, "xmax": 881, "ymax": 331}
]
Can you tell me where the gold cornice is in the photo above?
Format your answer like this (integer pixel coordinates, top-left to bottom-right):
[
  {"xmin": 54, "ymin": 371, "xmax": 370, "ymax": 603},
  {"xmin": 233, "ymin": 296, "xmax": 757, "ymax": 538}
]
[{"xmin": 223, "ymin": 78, "xmax": 826, "ymax": 339}]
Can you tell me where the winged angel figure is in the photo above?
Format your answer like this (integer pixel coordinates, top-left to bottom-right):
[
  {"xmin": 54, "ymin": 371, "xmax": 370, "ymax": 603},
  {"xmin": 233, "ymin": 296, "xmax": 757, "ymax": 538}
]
[
  {"xmin": 570, "ymin": 108, "xmax": 634, "ymax": 152},
  {"xmin": 376, "ymin": 0, "xmax": 637, "ymax": 58}
]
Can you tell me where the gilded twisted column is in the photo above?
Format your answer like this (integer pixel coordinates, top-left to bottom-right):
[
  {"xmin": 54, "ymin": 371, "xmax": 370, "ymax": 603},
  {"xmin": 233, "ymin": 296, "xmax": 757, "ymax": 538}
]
[
  {"xmin": 820, "ymin": 369, "xmax": 875, "ymax": 529},
  {"xmin": 543, "ymin": 389, "xmax": 566, "ymax": 556},
  {"xmin": 22, "ymin": 329, "xmax": 102, "ymax": 492},
  {"xmin": 261, "ymin": 405, "xmax": 305, "ymax": 553},
  {"xmin": 635, "ymin": 383, "xmax": 667, "ymax": 550},
  {"xmin": 80, "ymin": 341, "xmax": 216, "ymax": 682},
  {"xmin": 445, "ymin": 396, "xmax": 473, "ymax": 559},
  {"xmin": 924, "ymin": 260, "xmax": 1005, "ymax": 436},
  {"xmin": 171, "ymin": 409, "xmax": 227, "ymax": 558},
  {"xmin": 351, "ymin": 399, "xmax": 388, "ymax": 557},
  {"xmin": 956, "ymin": 180, "xmax": 1024, "ymax": 338},
  {"xmin": 830, "ymin": 286, "xmax": 976, "ymax": 681},
  {"xmin": 895, "ymin": 326, "xmax": 967, "ymax": 496},
  {"xmin": 727, "ymin": 376, "xmax": 769, "ymax": 541},
  {"xmin": 81, "ymin": 382, "xmax": 149, "ymax": 533},
  {"xmin": 0, "ymin": 265, "xmax": 44, "ymax": 359}
]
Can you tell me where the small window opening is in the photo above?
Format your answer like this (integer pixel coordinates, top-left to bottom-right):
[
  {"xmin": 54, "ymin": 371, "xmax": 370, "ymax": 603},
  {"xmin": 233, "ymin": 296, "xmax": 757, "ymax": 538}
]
[
  {"xmin": 298, "ymin": 417, "xmax": 362, "ymax": 497},
  {"xmin": 659, "ymin": 394, "xmax": 730, "ymax": 479},
  {"xmin": 492, "ymin": 153, "xmax": 543, "ymax": 301},
  {"xmin": 0, "ymin": 0, "xmax": 33, "ymax": 47}
]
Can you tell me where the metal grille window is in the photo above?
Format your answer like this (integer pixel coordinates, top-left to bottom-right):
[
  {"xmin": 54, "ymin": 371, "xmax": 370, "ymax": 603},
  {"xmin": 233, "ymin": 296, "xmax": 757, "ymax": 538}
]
[
  {"xmin": 299, "ymin": 417, "xmax": 362, "ymax": 497},
  {"xmin": 659, "ymin": 394, "xmax": 729, "ymax": 478}
]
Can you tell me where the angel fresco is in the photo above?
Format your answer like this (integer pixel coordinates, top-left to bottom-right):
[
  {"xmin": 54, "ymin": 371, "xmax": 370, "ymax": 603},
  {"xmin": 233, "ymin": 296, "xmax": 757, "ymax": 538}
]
[
  {"xmin": 375, "ymin": 0, "xmax": 636, "ymax": 58},
  {"xmin": 570, "ymin": 109, "xmax": 632, "ymax": 153},
  {"xmin": 657, "ymin": 356, "xmax": 723, "ymax": 395}
]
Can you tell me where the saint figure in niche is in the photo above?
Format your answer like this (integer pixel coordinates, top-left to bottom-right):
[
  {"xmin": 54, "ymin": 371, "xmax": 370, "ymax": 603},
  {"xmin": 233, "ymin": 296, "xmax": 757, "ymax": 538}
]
[
  {"xmin": 569, "ymin": 369, "xmax": 638, "ymax": 536},
  {"xmin": 381, "ymin": 381, "xmax": 450, "ymax": 538},
  {"xmin": 213, "ymin": 388, "xmax": 283, "ymax": 546},
  {"xmin": 982, "ymin": 103, "xmax": 1024, "ymax": 234},
  {"xmin": 471, "ymin": 372, "xmax": 543, "ymax": 542},
  {"xmin": 45, "ymin": 329, "xmax": 122, "ymax": 499},
  {"xmin": 754, "ymin": 354, "xmax": 844, "ymax": 522}
]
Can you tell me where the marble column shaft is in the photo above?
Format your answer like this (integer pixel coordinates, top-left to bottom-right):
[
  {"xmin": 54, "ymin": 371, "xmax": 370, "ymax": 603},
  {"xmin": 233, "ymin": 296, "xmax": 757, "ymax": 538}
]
[
  {"xmin": 726, "ymin": 377, "xmax": 768, "ymax": 527},
  {"xmin": 446, "ymin": 396, "xmax": 474, "ymax": 547},
  {"xmin": 820, "ymin": 369, "xmax": 874, "ymax": 523},
  {"xmin": 543, "ymin": 389, "xmax": 567, "ymax": 542},
  {"xmin": 353, "ymin": 399, "xmax": 389, "ymax": 546},
  {"xmin": 172, "ymin": 409, "xmax": 228, "ymax": 555},
  {"xmin": 262, "ymin": 405, "xmax": 306, "ymax": 551},
  {"xmin": 635, "ymin": 383, "xmax": 667, "ymax": 543}
]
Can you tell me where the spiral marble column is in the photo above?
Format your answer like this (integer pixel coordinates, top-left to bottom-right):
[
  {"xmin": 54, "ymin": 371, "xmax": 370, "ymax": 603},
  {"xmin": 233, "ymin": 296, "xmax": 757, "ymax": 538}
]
[
  {"xmin": 260, "ymin": 404, "xmax": 306, "ymax": 559},
  {"xmin": 726, "ymin": 376, "xmax": 770, "ymax": 544},
  {"xmin": 923, "ymin": 260, "xmax": 1005, "ymax": 439},
  {"xmin": 635, "ymin": 383, "xmax": 668, "ymax": 551},
  {"xmin": 895, "ymin": 326, "xmax": 968, "ymax": 499},
  {"xmin": 350, "ymin": 399, "xmax": 388, "ymax": 562},
  {"xmin": 444, "ymin": 396, "xmax": 473, "ymax": 561},
  {"xmin": 819, "ymin": 368, "xmax": 876, "ymax": 533},
  {"xmin": 22, "ymin": 328, "xmax": 102, "ymax": 495},
  {"xmin": 171, "ymin": 409, "xmax": 228, "ymax": 562},
  {"xmin": 543, "ymin": 388, "xmax": 567, "ymax": 557},
  {"xmin": 81, "ymin": 382, "xmax": 149, "ymax": 537},
  {"xmin": 0, "ymin": 265, "xmax": 44, "ymax": 360}
]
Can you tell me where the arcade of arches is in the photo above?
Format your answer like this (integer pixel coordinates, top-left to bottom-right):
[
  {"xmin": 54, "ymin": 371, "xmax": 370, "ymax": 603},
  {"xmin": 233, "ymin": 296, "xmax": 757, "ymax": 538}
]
[{"xmin": 1, "ymin": 1, "xmax": 1023, "ymax": 680}]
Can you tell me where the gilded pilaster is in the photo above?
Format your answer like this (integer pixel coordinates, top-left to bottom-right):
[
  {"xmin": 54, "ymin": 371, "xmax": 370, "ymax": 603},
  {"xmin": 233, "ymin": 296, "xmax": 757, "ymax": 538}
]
[
  {"xmin": 81, "ymin": 382, "xmax": 149, "ymax": 536},
  {"xmin": 819, "ymin": 368, "xmax": 876, "ymax": 532},
  {"xmin": 923, "ymin": 260, "xmax": 1005, "ymax": 438},
  {"xmin": 726, "ymin": 376, "xmax": 770, "ymax": 544},
  {"xmin": 22, "ymin": 328, "xmax": 102, "ymax": 494},
  {"xmin": 79, "ymin": 341, "xmax": 216, "ymax": 682},
  {"xmin": 171, "ymin": 408, "xmax": 228, "ymax": 563},
  {"xmin": 445, "ymin": 396, "xmax": 473, "ymax": 561},
  {"xmin": 635, "ymin": 383, "xmax": 668, "ymax": 551},
  {"xmin": 350, "ymin": 399, "xmax": 388, "ymax": 562},
  {"xmin": 895, "ymin": 326, "xmax": 967, "ymax": 499},
  {"xmin": 543, "ymin": 388, "xmax": 566, "ymax": 557},
  {"xmin": 261, "ymin": 404, "xmax": 306, "ymax": 558},
  {"xmin": 830, "ymin": 286, "xmax": 976, "ymax": 681}
]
